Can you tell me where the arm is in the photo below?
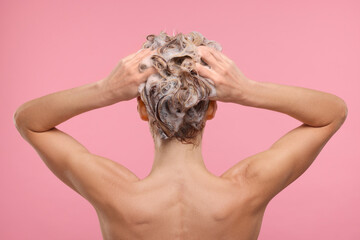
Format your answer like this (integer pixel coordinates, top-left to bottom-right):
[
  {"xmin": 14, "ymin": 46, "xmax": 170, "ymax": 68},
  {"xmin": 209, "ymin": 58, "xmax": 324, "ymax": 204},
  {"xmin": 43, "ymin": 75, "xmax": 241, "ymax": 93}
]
[
  {"xmin": 14, "ymin": 81, "xmax": 112, "ymax": 133},
  {"xmin": 223, "ymin": 81, "xmax": 347, "ymax": 199},
  {"xmin": 238, "ymin": 80, "xmax": 347, "ymax": 128},
  {"xmin": 222, "ymin": 80, "xmax": 347, "ymax": 206},
  {"xmin": 14, "ymin": 48, "xmax": 157, "ymax": 207},
  {"xmin": 13, "ymin": 81, "xmax": 140, "ymax": 205},
  {"xmin": 194, "ymin": 45, "xmax": 348, "ymax": 207}
]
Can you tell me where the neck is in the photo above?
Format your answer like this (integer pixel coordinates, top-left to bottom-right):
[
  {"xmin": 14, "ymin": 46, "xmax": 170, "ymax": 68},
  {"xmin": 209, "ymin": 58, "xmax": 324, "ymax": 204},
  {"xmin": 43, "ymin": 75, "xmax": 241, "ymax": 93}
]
[{"xmin": 149, "ymin": 134, "xmax": 208, "ymax": 177}]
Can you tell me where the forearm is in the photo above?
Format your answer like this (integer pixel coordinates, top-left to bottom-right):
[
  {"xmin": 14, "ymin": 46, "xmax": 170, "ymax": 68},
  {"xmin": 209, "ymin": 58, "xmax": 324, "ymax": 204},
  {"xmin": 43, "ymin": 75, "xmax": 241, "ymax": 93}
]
[
  {"xmin": 14, "ymin": 79, "xmax": 114, "ymax": 132},
  {"xmin": 239, "ymin": 79, "xmax": 348, "ymax": 127}
]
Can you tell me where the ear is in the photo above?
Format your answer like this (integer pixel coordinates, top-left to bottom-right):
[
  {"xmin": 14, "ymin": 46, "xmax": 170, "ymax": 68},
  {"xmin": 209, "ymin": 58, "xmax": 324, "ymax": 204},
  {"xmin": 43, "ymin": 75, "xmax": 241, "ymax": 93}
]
[
  {"xmin": 137, "ymin": 96, "xmax": 149, "ymax": 121},
  {"xmin": 206, "ymin": 100, "xmax": 217, "ymax": 120}
]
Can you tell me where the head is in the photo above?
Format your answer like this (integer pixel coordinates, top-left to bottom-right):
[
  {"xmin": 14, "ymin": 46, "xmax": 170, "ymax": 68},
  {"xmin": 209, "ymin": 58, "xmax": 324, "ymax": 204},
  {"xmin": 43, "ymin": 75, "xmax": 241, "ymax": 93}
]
[{"xmin": 136, "ymin": 31, "xmax": 221, "ymax": 148}]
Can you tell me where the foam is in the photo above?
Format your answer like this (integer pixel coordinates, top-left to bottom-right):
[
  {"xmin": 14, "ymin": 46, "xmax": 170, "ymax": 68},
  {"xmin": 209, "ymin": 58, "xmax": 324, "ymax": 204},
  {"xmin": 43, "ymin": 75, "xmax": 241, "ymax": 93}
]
[{"xmin": 138, "ymin": 31, "xmax": 222, "ymax": 141}]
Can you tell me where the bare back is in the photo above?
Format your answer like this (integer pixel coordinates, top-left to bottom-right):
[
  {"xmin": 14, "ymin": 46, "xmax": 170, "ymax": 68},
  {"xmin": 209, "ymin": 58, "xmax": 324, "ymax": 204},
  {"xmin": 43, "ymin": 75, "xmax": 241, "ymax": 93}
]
[
  {"xmin": 94, "ymin": 167, "xmax": 267, "ymax": 240},
  {"xmin": 92, "ymin": 119, "xmax": 347, "ymax": 239},
  {"xmin": 15, "ymin": 77, "xmax": 347, "ymax": 239}
]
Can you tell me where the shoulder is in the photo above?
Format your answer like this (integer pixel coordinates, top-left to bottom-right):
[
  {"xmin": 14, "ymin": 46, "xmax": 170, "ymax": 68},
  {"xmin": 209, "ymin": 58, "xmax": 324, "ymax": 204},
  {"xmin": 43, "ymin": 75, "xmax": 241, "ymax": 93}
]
[{"xmin": 64, "ymin": 153, "xmax": 140, "ymax": 208}]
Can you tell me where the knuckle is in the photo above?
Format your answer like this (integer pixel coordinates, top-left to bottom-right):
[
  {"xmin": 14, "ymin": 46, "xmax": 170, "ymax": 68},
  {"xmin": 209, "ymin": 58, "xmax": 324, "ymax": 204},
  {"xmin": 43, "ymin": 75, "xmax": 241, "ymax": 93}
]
[
  {"xmin": 122, "ymin": 60, "xmax": 130, "ymax": 68},
  {"xmin": 218, "ymin": 66, "xmax": 227, "ymax": 75},
  {"xmin": 197, "ymin": 63, "xmax": 208, "ymax": 74},
  {"xmin": 212, "ymin": 74, "xmax": 221, "ymax": 84},
  {"xmin": 216, "ymin": 76, "xmax": 224, "ymax": 85},
  {"xmin": 201, "ymin": 50, "xmax": 210, "ymax": 59},
  {"xmin": 228, "ymin": 59, "xmax": 234, "ymax": 65},
  {"xmin": 129, "ymin": 67, "xmax": 138, "ymax": 76},
  {"xmin": 225, "ymin": 63, "xmax": 234, "ymax": 73}
]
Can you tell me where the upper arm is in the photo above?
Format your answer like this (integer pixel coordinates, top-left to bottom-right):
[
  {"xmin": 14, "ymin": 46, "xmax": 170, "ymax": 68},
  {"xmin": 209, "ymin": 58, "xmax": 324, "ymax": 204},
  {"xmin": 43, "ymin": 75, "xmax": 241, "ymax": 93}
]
[
  {"xmin": 221, "ymin": 112, "xmax": 347, "ymax": 206},
  {"xmin": 15, "ymin": 126, "xmax": 140, "ymax": 207}
]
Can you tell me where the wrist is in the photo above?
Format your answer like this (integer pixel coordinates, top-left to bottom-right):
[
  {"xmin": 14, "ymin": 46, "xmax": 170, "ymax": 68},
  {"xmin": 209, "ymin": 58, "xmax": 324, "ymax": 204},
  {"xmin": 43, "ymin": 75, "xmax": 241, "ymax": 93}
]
[
  {"xmin": 234, "ymin": 78, "xmax": 258, "ymax": 106},
  {"xmin": 96, "ymin": 78, "xmax": 121, "ymax": 106}
]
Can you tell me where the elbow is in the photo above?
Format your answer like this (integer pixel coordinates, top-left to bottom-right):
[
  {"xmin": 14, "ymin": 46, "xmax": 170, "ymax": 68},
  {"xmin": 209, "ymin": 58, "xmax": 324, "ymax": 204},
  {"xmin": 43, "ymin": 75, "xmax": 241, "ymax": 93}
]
[
  {"xmin": 333, "ymin": 98, "xmax": 348, "ymax": 127},
  {"xmin": 13, "ymin": 110, "xmax": 31, "ymax": 141},
  {"xmin": 13, "ymin": 110, "xmax": 22, "ymax": 131},
  {"xmin": 338, "ymin": 98, "xmax": 348, "ymax": 121},
  {"xmin": 13, "ymin": 109, "xmax": 26, "ymax": 133}
]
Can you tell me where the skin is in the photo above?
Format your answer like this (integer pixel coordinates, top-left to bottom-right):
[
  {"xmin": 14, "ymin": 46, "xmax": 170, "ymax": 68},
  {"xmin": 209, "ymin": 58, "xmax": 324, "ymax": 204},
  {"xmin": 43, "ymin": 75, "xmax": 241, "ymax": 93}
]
[{"xmin": 14, "ymin": 46, "xmax": 348, "ymax": 240}]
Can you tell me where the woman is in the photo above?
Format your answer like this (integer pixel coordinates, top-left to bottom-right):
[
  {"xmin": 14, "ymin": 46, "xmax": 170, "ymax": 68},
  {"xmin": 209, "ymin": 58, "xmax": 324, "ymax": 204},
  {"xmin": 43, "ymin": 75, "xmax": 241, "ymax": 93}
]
[{"xmin": 14, "ymin": 31, "xmax": 347, "ymax": 240}]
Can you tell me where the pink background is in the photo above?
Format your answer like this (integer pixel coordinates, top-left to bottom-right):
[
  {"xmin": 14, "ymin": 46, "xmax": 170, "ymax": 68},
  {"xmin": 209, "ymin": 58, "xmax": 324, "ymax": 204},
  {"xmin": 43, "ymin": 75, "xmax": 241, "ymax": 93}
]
[{"xmin": 1, "ymin": 0, "xmax": 359, "ymax": 239}]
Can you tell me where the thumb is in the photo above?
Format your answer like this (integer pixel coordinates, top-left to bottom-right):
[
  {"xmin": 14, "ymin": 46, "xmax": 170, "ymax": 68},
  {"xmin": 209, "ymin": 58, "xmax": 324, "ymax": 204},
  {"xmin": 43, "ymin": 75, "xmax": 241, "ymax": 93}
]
[
  {"xmin": 147, "ymin": 66, "xmax": 158, "ymax": 75},
  {"xmin": 141, "ymin": 66, "xmax": 158, "ymax": 81}
]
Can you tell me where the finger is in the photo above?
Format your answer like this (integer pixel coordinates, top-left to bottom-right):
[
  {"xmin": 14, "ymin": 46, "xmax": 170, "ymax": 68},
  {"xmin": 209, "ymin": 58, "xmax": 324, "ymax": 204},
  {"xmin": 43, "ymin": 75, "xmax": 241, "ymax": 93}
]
[
  {"xmin": 139, "ymin": 67, "xmax": 157, "ymax": 83},
  {"xmin": 195, "ymin": 62, "xmax": 214, "ymax": 80},
  {"xmin": 197, "ymin": 46, "xmax": 220, "ymax": 71},
  {"xmin": 133, "ymin": 48, "xmax": 156, "ymax": 64},
  {"xmin": 147, "ymin": 66, "xmax": 157, "ymax": 75},
  {"xmin": 122, "ymin": 52, "xmax": 137, "ymax": 62},
  {"xmin": 141, "ymin": 66, "xmax": 157, "ymax": 76},
  {"xmin": 135, "ymin": 48, "xmax": 154, "ymax": 59},
  {"xmin": 204, "ymin": 46, "xmax": 224, "ymax": 62},
  {"xmin": 212, "ymin": 49, "xmax": 233, "ymax": 64},
  {"xmin": 205, "ymin": 46, "xmax": 229, "ymax": 63},
  {"xmin": 123, "ymin": 48, "xmax": 152, "ymax": 62}
]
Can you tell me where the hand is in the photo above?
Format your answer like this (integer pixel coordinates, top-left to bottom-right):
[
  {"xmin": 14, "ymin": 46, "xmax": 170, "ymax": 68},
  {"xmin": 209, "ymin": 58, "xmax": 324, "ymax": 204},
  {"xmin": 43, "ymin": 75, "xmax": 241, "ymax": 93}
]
[
  {"xmin": 99, "ymin": 48, "xmax": 158, "ymax": 103},
  {"xmin": 194, "ymin": 46, "xmax": 254, "ymax": 104}
]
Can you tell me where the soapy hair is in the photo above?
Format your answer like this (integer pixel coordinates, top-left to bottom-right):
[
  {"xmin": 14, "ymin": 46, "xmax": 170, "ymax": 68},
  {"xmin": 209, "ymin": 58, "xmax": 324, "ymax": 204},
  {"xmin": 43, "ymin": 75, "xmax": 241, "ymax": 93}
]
[{"xmin": 138, "ymin": 31, "xmax": 222, "ymax": 145}]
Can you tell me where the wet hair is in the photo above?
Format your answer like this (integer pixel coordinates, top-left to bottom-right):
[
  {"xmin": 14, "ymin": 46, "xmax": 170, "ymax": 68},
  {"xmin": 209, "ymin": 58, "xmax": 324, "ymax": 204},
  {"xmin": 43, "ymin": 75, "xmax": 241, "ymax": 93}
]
[{"xmin": 138, "ymin": 31, "xmax": 222, "ymax": 146}]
